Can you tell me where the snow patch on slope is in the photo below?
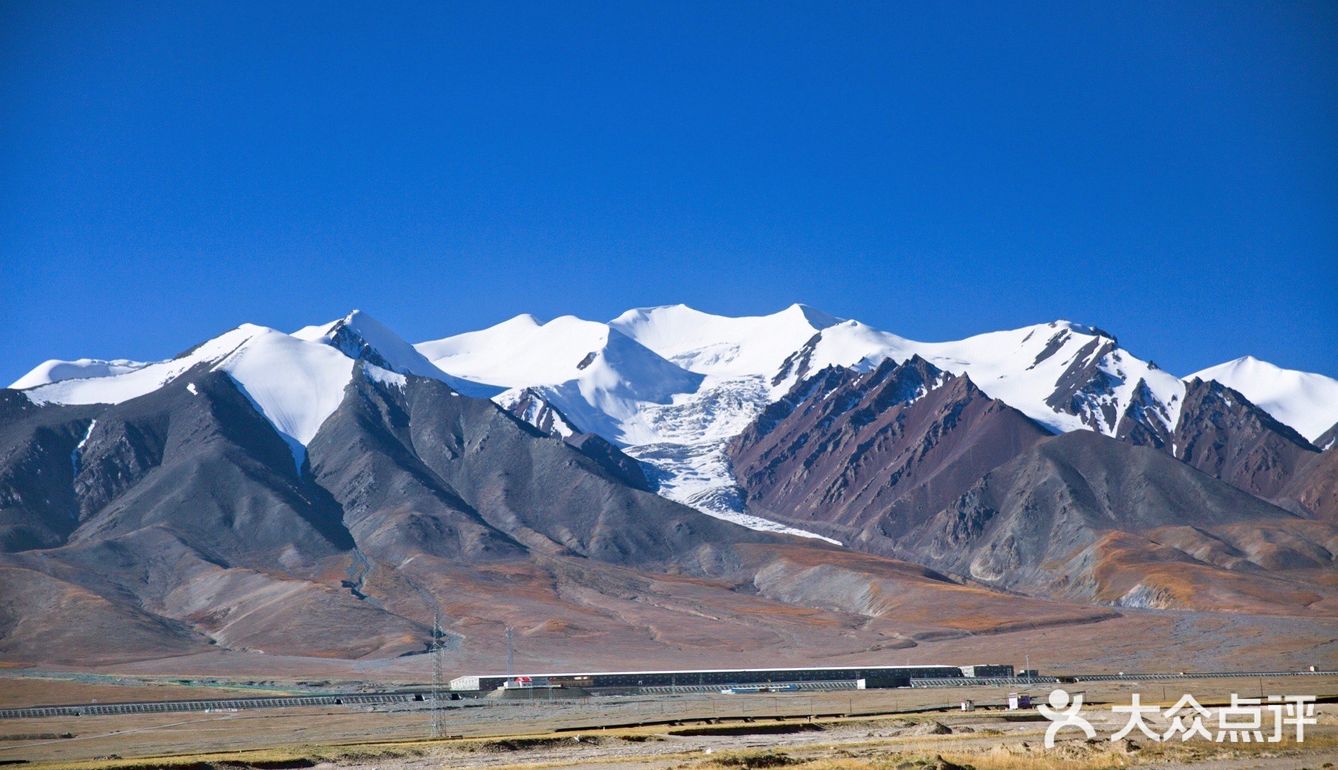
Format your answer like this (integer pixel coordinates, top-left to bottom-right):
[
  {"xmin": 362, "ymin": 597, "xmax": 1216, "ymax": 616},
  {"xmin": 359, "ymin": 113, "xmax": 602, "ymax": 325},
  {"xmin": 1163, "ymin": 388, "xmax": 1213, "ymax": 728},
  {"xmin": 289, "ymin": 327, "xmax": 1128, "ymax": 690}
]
[
  {"xmin": 214, "ymin": 328, "xmax": 354, "ymax": 469},
  {"xmin": 362, "ymin": 362, "xmax": 407, "ymax": 391},
  {"xmin": 71, "ymin": 419, "xmax": 97, "ymax": 474},
  {"xmin": 495, "ymin": 388, "xmax": 580, "ymax": 438}
]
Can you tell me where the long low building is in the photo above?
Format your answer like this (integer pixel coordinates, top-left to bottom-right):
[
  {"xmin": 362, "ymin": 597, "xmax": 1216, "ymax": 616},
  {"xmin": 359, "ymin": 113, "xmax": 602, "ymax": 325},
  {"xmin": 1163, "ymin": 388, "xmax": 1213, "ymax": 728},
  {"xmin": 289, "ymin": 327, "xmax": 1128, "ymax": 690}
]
[{"xmin": 449, "ymin": 664, "xmax": 1013, "ymax": 692}]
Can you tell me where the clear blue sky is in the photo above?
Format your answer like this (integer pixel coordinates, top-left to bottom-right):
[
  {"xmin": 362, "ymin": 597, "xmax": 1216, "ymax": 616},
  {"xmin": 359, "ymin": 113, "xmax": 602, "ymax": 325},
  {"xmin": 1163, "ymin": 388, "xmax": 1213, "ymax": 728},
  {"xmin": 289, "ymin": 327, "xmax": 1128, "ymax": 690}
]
[{"xmin": 2, "ymin": 1, "xmax": 1335, "ymax": 383}]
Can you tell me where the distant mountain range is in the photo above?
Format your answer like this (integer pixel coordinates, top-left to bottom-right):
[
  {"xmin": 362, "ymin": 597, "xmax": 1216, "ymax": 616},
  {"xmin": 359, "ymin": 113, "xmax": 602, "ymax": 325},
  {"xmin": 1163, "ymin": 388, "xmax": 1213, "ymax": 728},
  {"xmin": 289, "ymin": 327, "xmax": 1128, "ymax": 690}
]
[{"xmin": 2, "ymin": 305, "xmax": 1335, "ymax": 666}]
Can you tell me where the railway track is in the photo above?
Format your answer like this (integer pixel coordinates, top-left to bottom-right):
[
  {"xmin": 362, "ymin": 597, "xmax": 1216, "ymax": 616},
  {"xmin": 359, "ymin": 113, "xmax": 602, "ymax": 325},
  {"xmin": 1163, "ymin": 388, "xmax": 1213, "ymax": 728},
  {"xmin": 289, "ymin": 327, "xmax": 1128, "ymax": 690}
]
[{"xmin": 0, "ymin": 692, "xmax": 422, "ymax": 719}]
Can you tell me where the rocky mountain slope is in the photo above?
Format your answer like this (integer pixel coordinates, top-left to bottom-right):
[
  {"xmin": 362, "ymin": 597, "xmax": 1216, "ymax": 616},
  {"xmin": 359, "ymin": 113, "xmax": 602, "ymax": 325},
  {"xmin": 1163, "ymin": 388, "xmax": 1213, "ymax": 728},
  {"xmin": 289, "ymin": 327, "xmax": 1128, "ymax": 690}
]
[
  {"xmin": 3, "ymin": 304, "xmax": 1335, "ymax": 666},
  {"xmin": 1190, "ymin": 355, "xmax": 1338, "ymax": 444},
  {"xmin": 1169, "ymin": 377, "xmax": 1320, "ymax": 501},
  {"xmin": 900, "ymin": 430, "xmax": 1336, "ymax": 612},
  {"xmin": 1280, "ymin": 447, "xmax": 1338, "ymax": 522},
  {"xmin": 727, "ymin": 357, "xmax": 1050, "ymax": 549},
  {"xmin": 722, "ymin": 355, "xmax": 1337, "ymax": 615}
]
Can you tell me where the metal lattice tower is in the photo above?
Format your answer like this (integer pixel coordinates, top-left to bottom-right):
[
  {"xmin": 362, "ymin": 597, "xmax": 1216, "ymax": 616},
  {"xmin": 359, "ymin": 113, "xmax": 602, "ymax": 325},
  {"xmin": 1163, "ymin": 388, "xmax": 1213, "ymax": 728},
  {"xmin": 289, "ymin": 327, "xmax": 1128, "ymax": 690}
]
[
  {"xmin": 505, "ymin": 626, "xmax": 514, "ymax": 679},
  {"xmin": 430, "ymin": 613, "xmax": 446, "ymax": 739}
]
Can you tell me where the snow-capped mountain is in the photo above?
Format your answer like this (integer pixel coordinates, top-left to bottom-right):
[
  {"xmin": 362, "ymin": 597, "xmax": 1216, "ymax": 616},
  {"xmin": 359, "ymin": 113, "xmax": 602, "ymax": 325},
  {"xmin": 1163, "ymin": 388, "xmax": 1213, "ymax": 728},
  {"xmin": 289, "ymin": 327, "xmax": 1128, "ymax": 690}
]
[
  {"xmin": 10, "ymin": 304, "xmax": 1333, "ymax": 540},
  {"xmin": 609, "ymin": 303, "xmax": 843, "ymax": 377},
  {"xmin": 416, "ymin": 305, "xmax": 847, "ymax": 541},
  {"xmin": 14, "ymin": 311, "xmax": 468, "ymax": 468},
  {"xmin": 416, "ymin": 315, "xmax": 705, "ymax": 444},
  {"xmin": 5, "ymin": 305, "xmax": 1336, "ymax": 670},
  {"xmin": 293, "ymin": 309, "xmax": 499, "ymax": 398},
  {"xmin": 415, "ymin": 306, "xmax": 1338, "ymax": 541},
  {"xmin": 416, "ymin": 313, "xmax": 609, "ymax": 388},
  {"xmin": 770, "ymin": 319, "xmax": 1186, "ymax": 438},
  {"xmin": 1190, "ymin": 356, "xmax": 1338, "ymax": 445}
]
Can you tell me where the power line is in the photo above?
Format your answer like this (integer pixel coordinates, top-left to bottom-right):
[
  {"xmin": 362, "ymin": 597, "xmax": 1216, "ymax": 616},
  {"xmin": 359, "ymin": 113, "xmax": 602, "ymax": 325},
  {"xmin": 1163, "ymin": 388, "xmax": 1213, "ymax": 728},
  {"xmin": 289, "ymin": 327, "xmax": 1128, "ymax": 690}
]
[{"xmin": 431, "ymin": 612, "xmax": 445, "ymax": 739}]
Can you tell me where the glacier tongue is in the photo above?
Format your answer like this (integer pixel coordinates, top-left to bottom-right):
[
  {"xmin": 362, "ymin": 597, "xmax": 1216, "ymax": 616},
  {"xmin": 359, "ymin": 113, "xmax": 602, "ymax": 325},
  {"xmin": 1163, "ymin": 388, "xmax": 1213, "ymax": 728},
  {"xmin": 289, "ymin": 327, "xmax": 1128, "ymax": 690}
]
[
  {"xmin": 490, "ymin": 363, "xmax": 842, "ymax": 542},
  {"xmin": 624, "ymin": 439, "xmax": 842, "ymax": 545},
  {"xmin": 616, "ymin": 375, "xmax": 842, "ymax": 544}
]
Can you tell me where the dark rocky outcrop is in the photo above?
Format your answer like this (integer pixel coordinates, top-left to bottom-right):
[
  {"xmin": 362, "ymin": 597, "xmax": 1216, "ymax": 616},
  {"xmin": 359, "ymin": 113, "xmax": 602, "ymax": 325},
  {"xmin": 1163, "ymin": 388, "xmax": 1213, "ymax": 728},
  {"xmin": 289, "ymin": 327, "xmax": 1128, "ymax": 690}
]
[
  {"xmin": 729, "ymin": 356, "xmax": 1049, "ymax": 549},
  {"xmin": 1168, "ymin": 378, "xmax": 1319, "ymax": 502},
  {"xmin": 500, "ymin": 387, "xmax": 651, "ymax": 490}
]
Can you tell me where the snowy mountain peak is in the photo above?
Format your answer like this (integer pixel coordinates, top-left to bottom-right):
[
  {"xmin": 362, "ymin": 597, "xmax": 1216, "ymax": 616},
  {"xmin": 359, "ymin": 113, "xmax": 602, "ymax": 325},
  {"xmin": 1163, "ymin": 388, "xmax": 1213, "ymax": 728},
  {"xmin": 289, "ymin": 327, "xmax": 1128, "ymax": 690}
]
[
  {"xmin": 1210, "ymin": 355, "xmax": 1270, "ymax": 373},
  {"xmin": 417, "ymin": 314, "xmax": 621, "ymax": 388},
  {"xmin": 298, "ymin": 309, "xmax": 423, "ymax": 370},
  {"xmin": 782, "ymin": 302, "xmax": 845, "ymax": 330},
  {"xmin": 491, "ymin": 328, "xmax": 705, "ymax": 446},
  {"xmin": 610, "ymin": 303, "xmax": 846, "ymax": 377},
  {"xmin": 1045, "ymin": 319, "xmax": 1116, "ymax": 341},
  {"xmin": 768, "ymin": 317, "xmax": 1179, "ymax": 436},
  {"xmin": 9, "ymin": 358, "xmax": 150, "ymax": 390},
  {"xmin": 17, "ymin": 324, "xmax": 261, "ymax": 406},
  {"xmin": 15, "ymin": 314, "xmax": 484, "ymax": 471},
  {"xmin": 503, "ymin": 312, "xmax": 542, "ymax": 328},
  {"xmin": 609, "ymin": 302, "xmax": 693, "ymax": 321},
  {"xmin": 610, "ymin": 301, "xmax": 841, "ymax": 330},
  {"xmin": 291, "ymin": 308, "xmax": 381, "ymax": 342},
  {"xmin": 292, "ymin": 310, "xmax": 497, "ymax": 397},
  {"xmin": 1190, "ymin": 356, "xmax": 1338, "ymax": 443}
]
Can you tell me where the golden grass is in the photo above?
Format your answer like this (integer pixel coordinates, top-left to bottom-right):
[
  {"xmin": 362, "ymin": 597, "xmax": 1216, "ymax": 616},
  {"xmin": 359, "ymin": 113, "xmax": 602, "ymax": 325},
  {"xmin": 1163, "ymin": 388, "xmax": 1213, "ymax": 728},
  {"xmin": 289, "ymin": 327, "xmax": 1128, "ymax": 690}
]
[
  {"xmin": 688, "ymin": 730, "xmax": 1338, "ymax": 770},
  {"xmin": 26, "ymin": 730, "xmax": 1338, "ymax": 770}
]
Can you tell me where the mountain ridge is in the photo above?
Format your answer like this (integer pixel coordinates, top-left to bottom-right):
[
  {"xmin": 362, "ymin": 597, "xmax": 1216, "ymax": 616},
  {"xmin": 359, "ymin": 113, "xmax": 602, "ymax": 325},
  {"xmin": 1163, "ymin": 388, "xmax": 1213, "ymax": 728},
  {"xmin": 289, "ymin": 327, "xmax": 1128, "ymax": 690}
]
[{"xmin": 10, "ymin": 304, "xmax": 1335, "ymax": 541}]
